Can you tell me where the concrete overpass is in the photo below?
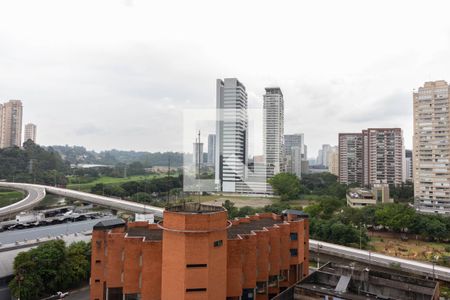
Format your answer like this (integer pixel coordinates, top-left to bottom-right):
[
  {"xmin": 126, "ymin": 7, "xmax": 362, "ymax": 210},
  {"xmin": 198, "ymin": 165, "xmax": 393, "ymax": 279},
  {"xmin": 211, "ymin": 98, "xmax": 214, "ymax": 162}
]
[
  {"xmin": 310, "ymin": 239, "xmax": 450, "ymax": 283},
  {"xmin": 0, "ymin": 182, "xmax": 164, "ymax": 219}
]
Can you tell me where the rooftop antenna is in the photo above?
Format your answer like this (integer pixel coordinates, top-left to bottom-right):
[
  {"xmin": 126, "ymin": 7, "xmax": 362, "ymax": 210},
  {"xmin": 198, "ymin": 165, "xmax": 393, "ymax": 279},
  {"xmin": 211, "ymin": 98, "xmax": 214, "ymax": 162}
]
[
  {"xmin": 197, "ymin": 130, "xmax": 201, "ymax": 206},
  {"xmin": 166, "ymin": 154, "xmax": 171, "ymax": 206}
]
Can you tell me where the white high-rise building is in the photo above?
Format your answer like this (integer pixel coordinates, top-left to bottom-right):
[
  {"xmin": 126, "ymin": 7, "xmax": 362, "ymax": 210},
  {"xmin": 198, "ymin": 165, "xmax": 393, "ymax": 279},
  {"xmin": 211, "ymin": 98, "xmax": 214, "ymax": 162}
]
[
  {"xmin": 215, "ymin": 78, "xmax": 248, "ymax": 193},
  {"xmin": 0, "ymin": 100, "xmax": 23, "ymax": 149},
  {"xmin": 207, "ymin": 134, "xmax": 216, "ymax": 167},
  {"xmin": 414, "ymin": 80, "xmax": 450, "ymax": 214},
  {"xmin": 24, "ymin": 123, "xmax": 37, "ymax": 143},
  {"xmin": 263, "ymin": 87, "xmax": 284, "ymax": 177},
  {"xmin": 328, "ymin": 146, "xmax": 339, "ymax": 176},
  {"xmin": 321, "ymin": 144, "xmax": 332, "ymax": 167}
]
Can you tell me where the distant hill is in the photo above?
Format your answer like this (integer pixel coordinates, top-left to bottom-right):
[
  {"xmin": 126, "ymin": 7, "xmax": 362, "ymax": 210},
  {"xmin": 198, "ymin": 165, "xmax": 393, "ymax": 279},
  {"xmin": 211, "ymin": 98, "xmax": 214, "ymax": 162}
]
[{"xmin": 49, "ymin": 145, "xmax": 184, "ymax": 167}]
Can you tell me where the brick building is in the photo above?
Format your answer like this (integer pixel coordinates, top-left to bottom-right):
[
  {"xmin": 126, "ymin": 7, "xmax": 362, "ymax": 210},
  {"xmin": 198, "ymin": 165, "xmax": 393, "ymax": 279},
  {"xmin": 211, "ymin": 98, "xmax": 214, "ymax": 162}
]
[{"xmin": 90, "ymin": 204, "xmax": 309, "ymax": 300}]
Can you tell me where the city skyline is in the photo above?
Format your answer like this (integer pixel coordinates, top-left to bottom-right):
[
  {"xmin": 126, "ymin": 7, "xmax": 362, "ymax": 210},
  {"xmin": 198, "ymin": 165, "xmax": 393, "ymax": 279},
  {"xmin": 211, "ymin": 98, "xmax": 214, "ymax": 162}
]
[{"xmin": 2, "ymin": 1, "xmax": 450, "ymax": 154}]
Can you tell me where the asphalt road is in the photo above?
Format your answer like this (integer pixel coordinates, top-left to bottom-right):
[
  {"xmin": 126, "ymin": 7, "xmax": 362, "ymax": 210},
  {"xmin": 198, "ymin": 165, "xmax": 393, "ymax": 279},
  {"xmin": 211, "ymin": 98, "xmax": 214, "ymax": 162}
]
[
  {"xmin": 0, "ymin": 216, "xmax": 116, "ymax": 245},
  {"xmin": 65, "ymin": 286, "xmax": 89, "ymax": 300}
]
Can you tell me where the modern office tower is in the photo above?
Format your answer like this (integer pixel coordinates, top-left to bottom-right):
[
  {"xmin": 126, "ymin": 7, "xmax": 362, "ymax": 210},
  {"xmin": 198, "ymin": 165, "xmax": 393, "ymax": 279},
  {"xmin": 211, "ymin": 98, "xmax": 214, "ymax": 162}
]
[
  {"xmin": 90, "ymin": 204, "xmax": 309, "ymax": 300},
  {"xmin": 24, "ymin": 123, "xmax": 37, "ymax": 143},
  {"xmin": 339, "ymin": 133, "xmax": 364, "ymax": 185},
  {"xmin": 320, "ymin": 144, "xmax": 332, "ymax": 167},
  {"xmin": 284, "ymin": 134, "xmax": 305, "ymax": 178},
  {"xmin": 339, "ymin": 128, "xmax": 404, "ymax": 186},
  {"xmin": 263, "ymin": 87, "xmax": 284, "ymax": 177},
  {"xmin": 366, "ymin": 128, "xmax": 404, "ymax": 186},
  {"xmin": 316, "ymin": 149, "xmax": 323, "ymax": 166},
  {"xmin": 0, "ymin": 100, "xmax": 23, "ymax": 149},
  {"xmin": 193, "ymin": 142, "xmax": 204, "ymax": 166},
  {"xmin": 207, "ymin": 134, "xmax": 216, "ymax": 167},
  {"xmin": 303, "ymin": 144, "xmax": 308, "ymax": 160},
  {"xmin": 215, "ymin": 78, "xmax": 248, "ymax": 193},
  {"xmin": 414, "ymin": 80, "xmax": 450, "ymax": 214},
  {"xmin": 328, "ymin": 146, "xmax": 339, "ymax": 176},
  {"xmin": 405, "ymin": 149, "xmax": 413, "ymax": 182}
]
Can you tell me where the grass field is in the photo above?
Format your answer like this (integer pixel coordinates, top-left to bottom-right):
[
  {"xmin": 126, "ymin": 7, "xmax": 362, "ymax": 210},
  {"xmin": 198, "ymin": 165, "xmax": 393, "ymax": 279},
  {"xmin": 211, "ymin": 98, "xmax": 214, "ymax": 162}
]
[
  {"xmin": 67, "ymin": 174, "xmax": 174, "ymax": 191},
  {"xmin": 0, "ymin": 188, "xmax": 25, "ymax": 208}
]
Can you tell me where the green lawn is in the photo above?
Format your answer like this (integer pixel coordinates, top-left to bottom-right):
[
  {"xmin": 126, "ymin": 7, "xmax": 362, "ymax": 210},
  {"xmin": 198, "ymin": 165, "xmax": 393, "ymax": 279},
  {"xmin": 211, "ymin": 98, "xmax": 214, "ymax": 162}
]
[
  {"xmin": 0, "ymin": 188, "xmax": 25, "ymax": 208},
  {"xmin": 67, "ymin": 174, "xmax": 175, "ymax": 191}
]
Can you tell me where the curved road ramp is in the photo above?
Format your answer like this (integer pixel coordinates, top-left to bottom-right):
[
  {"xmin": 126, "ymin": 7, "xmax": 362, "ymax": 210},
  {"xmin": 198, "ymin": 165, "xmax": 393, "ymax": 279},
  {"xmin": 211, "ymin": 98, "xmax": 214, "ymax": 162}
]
[
  {"xmin": 0, "ymin": 182, "xmax": 46, "ymax": 219},
  {"xmin": 0, "ymin": 182, "xmax": 164, "ymax": 219}
]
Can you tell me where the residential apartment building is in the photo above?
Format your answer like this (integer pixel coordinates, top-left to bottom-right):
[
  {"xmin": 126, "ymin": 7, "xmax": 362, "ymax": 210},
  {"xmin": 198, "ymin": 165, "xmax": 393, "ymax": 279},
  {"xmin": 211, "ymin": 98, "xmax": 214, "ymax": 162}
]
[
  {"xmin": 90, "ymin": 203, "xmax": 309, "ymax": 300},
  {"xmin": 215, "ymin": 78, "xmax": 248, "ymax": 193},
  {"xmin": 207, "ymin": 134, "xmax": 216, "ymax": 167},
  {"xmin": 327, "ymin": 146, "xmax": 338, "ymax": 176},
  {"xmin": 339, "ymin": 129, "xmax": 404, "ymax": 186},
  {"xmin": 339, "ymin": 133, "xmax": 364, "ymax": 185},
  {"xmin": 24, "ymin": 123, "xmax": 37, "ymax": 143},
  {"xmin": 0, "ymin": 100, "xmax": 23, "ymax": 148},
  {"xmin": 263, "ymin": 87, "xmax": 284, "ymax": 177},
  {"xmin": 413, "ymin": 80, "xmax": 450, "ymax": 214},
  {"xmin": 284, "ymin": 134, "xmax": 305, "ymax": 178},
  {"xmin": 365, "ymin": 128, "xmax": 404, "ymax": 186}
]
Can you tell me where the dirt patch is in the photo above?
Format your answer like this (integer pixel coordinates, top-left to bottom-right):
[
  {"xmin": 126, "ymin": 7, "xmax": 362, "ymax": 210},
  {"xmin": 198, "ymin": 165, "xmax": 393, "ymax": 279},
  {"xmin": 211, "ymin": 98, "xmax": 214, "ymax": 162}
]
[
  {"xmin": 203, "ymin": 197, "xmax": 273, "ymax": 208},
  {"xmin": 369, "ymin": 234, "xmax": 450, "ymax": 264}
]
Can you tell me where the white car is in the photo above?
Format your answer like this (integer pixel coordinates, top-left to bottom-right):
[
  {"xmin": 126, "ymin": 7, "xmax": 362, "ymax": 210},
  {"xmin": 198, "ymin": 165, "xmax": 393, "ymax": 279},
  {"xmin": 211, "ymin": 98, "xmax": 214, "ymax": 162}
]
[{"xmin": 56, "ymin": 291, "xmax": 69, "ymax": 298}]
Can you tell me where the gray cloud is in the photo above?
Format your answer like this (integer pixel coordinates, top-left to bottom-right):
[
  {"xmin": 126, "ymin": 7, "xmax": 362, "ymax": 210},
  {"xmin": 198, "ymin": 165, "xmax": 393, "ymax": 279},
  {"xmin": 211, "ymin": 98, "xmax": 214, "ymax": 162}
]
[{"xmin": 1, "ymin": 0, "xmax": 450, "ymax": 156}]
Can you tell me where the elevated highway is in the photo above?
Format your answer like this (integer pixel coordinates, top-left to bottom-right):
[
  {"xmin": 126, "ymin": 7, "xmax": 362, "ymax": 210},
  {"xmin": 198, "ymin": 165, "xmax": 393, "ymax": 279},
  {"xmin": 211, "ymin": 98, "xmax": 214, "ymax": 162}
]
[
  {"xmin": 0, "ymin": 182, "xmax": 164, "ymax": 219},
  {"xmin": 0, "ymin": 183, "xmax": 46, "ymax": 219}
]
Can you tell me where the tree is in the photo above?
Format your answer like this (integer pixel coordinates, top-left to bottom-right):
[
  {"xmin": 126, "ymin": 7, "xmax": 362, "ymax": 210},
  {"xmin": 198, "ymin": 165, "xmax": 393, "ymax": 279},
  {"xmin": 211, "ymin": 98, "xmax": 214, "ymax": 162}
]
[
  {"xmin": 8, "ymin": 240, "xmax": 91, "ymax": 300},
  {"xmin": 222, "ymin": 200, "xmax": 239, "ymax": 219},
  {"xmin": 263, "ymin": 202, "xmax": 291, "ymax": 214},
  {"xmin": 375, "ymin": 203, "xmax": 415, "ymax": 232},
  {"xmin": 268, "ymin": 173, "xmax": 301, "ymax": 200},
  {"xmin": 131, "ymin": 192, "xmax": 152, "ymax": 203}
]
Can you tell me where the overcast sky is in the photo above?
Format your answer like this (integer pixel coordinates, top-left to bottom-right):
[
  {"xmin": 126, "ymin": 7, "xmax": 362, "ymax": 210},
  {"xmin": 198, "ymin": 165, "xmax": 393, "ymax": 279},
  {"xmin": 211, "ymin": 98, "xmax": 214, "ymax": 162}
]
[{"xmin": 1, "ymin": 0, "xmax": 450, "ymax": 157}]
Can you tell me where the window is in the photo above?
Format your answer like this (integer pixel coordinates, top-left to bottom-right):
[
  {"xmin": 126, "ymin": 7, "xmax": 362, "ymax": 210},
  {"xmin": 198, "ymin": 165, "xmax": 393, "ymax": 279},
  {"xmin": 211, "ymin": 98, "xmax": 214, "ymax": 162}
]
[
  {"xmin": 95, "ymin": 260, "xmax": 101, "ymax": 264},
  {"xmin": 290, "ymin": 233, "xmax": 298, "ymax": 241},
  {"xmin": 186, "ymin": 264, "xmax": 207, "ymax": 268},
  {"xmin": 186, "ymin": 288, "xmax": 207, "ymax": 292},
  {"xmin": 290, "ymin": 248, "xmax": 298, "ymax": 257},
  {"xmin": 214, "ymin": 240, "xmax": 223, "ymax": 247},
  {"xmin": 95, "ymin": 279, "xmax": 100, "ymax": 283}
]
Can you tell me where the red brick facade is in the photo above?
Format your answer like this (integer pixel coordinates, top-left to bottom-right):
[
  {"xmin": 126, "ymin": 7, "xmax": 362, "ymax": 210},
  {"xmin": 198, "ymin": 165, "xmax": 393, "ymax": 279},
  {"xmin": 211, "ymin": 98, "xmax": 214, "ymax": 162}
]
[{"xmin": 90, "ymin": 204, "xmax": 309, "ymax": 300}]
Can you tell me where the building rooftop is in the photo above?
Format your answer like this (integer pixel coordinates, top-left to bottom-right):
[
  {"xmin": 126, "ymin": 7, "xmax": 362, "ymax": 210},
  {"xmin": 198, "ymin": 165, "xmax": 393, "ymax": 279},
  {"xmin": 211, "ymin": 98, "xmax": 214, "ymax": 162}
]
[
  {"xmin": 282, "ymin": 209, "xmax": 309, "ymax": 218},
  {"xmin": 166, "ymin": 203, "xmax": 225, "ymax": 214},
  {"xmin": 127, "ymin": 227, "xmax": 163, "ymax": 241},
  {"xmin": 93, "ymin": 218, "xmax": 126, "ymax": 230},
  {"xmin": 295, "ymin": 262, "xmax": 438, "ymax": 300},
  {"xmin": 228, "ymin": 218, "xmax": 281, "ymax": 239},
  {"xmin": 347, "ymin": 188, "xmax": 373, "ymax": 199}
]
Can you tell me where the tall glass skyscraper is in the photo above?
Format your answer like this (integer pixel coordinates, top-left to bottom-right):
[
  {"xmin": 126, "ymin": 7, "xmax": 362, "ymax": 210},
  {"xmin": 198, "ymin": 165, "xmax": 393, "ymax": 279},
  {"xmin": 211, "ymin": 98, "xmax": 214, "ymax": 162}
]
[{"xmin": 215, "ymin": 78, "xmax": 248, "ymax": 193}]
